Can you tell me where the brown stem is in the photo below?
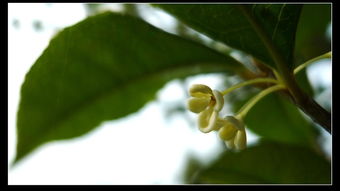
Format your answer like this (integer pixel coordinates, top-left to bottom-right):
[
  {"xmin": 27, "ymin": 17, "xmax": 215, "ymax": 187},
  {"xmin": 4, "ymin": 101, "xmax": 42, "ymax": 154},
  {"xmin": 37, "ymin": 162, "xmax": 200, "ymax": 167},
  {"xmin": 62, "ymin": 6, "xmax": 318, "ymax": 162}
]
[
  {"xmin": 252, "ymin": 58, "xmax": 331, "ymax": 133},
  {"xmin": 289, "ymin": 78, "xmax": 331, "ymax": 134}
]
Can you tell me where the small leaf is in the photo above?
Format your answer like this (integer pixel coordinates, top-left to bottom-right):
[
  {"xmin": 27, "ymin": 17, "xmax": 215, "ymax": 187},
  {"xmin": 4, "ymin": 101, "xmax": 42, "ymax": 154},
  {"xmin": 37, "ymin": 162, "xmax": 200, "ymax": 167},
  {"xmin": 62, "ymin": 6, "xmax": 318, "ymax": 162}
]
[
  {"xmin": 154, "ymin": 4, "xmax": 302, "ymax": 69},
  {"xmin": 15, "ymin": 12, "xmax": 245, "ymax": 164},
  {"xmin": 193, "ymin": 141, "xmax": 331, "ymax": 184}
]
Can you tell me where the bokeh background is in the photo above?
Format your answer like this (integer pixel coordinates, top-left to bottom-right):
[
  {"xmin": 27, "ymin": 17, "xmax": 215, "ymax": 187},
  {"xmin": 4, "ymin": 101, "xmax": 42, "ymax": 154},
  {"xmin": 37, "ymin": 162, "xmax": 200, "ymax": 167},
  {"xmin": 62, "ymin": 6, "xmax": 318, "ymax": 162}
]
[{"xmin": 8, "ymin": 3, "xmax": 331, "ymax": 184}]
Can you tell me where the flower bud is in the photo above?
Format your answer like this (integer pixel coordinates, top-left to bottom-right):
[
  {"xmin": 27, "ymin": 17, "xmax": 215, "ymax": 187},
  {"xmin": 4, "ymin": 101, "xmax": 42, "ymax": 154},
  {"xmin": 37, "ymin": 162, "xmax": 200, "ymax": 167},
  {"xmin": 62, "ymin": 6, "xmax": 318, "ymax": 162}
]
[
  {"xmin": 187, "ymin": 97, "xmax": 210, "ymax": 113},
  {"xmin": 234, "ymin": 129, "xmax": 247, "ymax": 150},
  {"xmin": 224, "ymin": 116, "xmax": 244, "ymax": 130},
  {"xmin": 225, "ymin": 137, "xmax": 235, "ymax": 149},
  {"xmin": 189, "ymin": 84, "xmax": 213, "ymax": 97},
  {"xmin": 218, "ymin": 123, "xmax": 238, "ymax": 141}
]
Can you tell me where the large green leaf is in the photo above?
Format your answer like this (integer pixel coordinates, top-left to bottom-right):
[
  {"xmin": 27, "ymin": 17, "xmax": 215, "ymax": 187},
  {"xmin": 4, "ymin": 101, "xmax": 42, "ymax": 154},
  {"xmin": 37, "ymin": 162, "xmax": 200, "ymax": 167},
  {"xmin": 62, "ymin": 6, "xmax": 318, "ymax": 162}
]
[
  {"xmin": 15, "ymin": 12, "xmax": 245, "ymax": 164},
  {"xmin": 230, "ymin": 90, "xmax": 319, "ymax": 149},
  {"xmin": 192, "ymin": 141, "xmax": 331, "ymax": 184},
  {"xmin": 294, "ymin": 4, "xmax": 331, "ymax": 65},
  {"xmin": 154, "ymin": 4, "xmax": 302, "ymax": 69}
]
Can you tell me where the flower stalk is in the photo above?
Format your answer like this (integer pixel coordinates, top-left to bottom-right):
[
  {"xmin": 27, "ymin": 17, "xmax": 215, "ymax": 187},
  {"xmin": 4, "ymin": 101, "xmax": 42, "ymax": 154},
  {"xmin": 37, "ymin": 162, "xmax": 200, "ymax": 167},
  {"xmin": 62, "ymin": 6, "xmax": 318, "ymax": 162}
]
[
  {"xmin": 237, "ymin": 84, "xmax": 286, "ymax": 119},
  {"xmin": 294, "ymin": 51, "xmax": 332, "ymax": 74},
  {"xmin": 222, "ymin": 78, "xmax": 278, "ymax": 95}
]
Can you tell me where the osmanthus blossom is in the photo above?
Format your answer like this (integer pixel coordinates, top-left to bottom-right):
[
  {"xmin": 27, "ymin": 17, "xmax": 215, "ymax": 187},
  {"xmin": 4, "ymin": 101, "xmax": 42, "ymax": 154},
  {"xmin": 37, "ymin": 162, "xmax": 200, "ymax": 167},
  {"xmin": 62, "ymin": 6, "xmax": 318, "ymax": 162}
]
[
  {"xmin": 187, "ymin": 84, "xmax": 224, "ymax": 133},
  {"xmin": 218, "ymin": 116, "xmax": 247, "ymax": 150},
  {"xmin": 187, "ymin": 84, "xmax": 246, "ymax": 150}
]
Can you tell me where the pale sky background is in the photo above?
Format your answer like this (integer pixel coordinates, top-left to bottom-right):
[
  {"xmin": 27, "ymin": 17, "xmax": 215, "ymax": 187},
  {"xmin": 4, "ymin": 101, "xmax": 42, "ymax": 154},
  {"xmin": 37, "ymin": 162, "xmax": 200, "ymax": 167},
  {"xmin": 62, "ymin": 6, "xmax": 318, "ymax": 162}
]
[{"xmin": 8, "ymin": 3, "xmax": 332, "ymax": 185}]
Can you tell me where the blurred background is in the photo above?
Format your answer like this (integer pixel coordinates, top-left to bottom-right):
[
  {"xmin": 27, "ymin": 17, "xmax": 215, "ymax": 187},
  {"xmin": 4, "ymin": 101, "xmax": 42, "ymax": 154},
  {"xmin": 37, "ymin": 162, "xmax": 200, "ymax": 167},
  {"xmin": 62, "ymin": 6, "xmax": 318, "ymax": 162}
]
[{"xmin": 8, "ymin": 3, "xmax": 331, "ymax": 184}]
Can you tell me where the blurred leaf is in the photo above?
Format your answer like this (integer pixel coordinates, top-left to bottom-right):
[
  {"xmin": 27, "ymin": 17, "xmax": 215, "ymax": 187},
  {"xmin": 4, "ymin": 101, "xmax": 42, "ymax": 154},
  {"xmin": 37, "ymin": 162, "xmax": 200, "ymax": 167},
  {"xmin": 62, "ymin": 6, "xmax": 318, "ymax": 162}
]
[
  {"xmin": 154, "ymin": 4, "xmax": 302, "ymax": 69},
  {"xmin": 192, "ymin": 141, "xmax": 331, "ymax": 184},
  {"xmin": 180, "ymin": 154, "xmax": 205, "ymax": 184},
  {"xmin": 294, "ymin": 4, "xmax": 331, "ymax": 65},
  {"xmin": 232, "ymin": 92, "xmax": 319, "ymax": 149},
  {"xmin": 15, "ymin": 12, "xmax": 245, "ymax": 164}
]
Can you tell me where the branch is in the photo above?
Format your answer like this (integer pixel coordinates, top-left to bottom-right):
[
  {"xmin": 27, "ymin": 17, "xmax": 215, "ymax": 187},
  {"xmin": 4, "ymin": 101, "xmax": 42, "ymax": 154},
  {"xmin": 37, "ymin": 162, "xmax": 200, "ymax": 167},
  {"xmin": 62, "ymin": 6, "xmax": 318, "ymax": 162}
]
[{"xmin": 238, "ymin": 5, "xmax": 331, "ymax": 134}]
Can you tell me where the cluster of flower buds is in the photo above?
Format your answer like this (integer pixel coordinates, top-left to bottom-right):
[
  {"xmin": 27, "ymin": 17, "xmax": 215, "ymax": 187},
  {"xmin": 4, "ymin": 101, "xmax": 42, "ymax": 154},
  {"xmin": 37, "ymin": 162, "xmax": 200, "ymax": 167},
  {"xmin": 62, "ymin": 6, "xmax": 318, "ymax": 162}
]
[
  {"xmin": 187, "ymin": 84, "xmax": 247, "ymax": 150},
  {"xmin": 185, "ymin": 52, "xmax": 331, "ymax": 150}
]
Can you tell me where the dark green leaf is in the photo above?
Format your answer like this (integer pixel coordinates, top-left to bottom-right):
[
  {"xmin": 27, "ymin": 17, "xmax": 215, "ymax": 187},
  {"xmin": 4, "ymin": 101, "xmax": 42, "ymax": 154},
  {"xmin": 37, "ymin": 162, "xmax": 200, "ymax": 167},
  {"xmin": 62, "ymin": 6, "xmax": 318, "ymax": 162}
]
[
  {"xmin": 295, "ymin": 69, "xmax": 314, "ymax": 97},
  {"xmin": 294, "ymin": 4, "xmax": 331, "ymax": 65},
  {"xmin": 154, "ymin": 4, "xmax": 302, "ymax": 69},
  {"xmin": 15, "ymin": 12, "xmax": 245, "ymax": 164},
  {"xmin": 192, "ymin": 141, "xmax": 331, "ymax": 184},
  {"xmin": 231, "ymin": 91, "xmax": 319, "ymax": 149}
]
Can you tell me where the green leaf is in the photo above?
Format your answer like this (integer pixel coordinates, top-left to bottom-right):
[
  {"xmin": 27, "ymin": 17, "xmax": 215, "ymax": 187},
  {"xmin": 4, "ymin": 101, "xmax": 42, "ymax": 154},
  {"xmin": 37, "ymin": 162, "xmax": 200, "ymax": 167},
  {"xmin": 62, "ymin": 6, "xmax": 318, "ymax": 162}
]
[
  {"xmin": 192, "ymin": 141, "xmax": 331, "ymax": 184},
  {"xmin": 294, "ymin": 4, "xmax": 331, "ymax": 65},
  {"xmin": 231, "ymin": 91, "xmax": 319, "ymax": 149},
  {"xmin": 295, "ymin": 69, "xmax": 314, "ymax": 97},
  {"xmin": 15, "ymin": 12, "xmax": 245, "ymax": 164},
  {"xmin": 154, "ymin": 4, "xmax": 302, "ymax": 69}
]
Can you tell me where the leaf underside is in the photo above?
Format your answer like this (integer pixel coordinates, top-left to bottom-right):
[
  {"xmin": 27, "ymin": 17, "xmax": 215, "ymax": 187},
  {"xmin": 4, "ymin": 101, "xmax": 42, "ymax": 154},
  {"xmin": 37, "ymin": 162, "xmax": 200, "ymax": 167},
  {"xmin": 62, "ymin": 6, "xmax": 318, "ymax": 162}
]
[
  {"xmin": 154, "ymin": 4, "xmax": 302, "ymax": 69},
  {"xmin": 15, "ymin": 12, "xmax": 244, "ymax": 164}
]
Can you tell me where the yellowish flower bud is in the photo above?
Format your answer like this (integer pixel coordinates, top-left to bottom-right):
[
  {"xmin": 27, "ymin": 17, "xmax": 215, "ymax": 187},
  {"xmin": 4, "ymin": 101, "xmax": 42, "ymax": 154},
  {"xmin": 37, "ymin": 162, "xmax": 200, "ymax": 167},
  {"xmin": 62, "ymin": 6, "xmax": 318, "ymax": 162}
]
[
  {"xmin": 218, "ymin": 123, "xmax": 238, "ymax": 141},
  {"xmin": 189, "ymin": 84, "xmax": 213, "ymax": 97},
  {"xmin": 234, "ymin": 129, "xmax": 247, "ymax": 150},
  {"xmin": 225, "ymin": 137, "xmax": 235, "ymax": 149},
  {"xmin": 219, "ymin": 116, "xmax": 247, "ymax": 150},
  {"xmin": 224, "ymin": 116, "xmax": 244, "ymax": 130},
  {"xmin": 187, "ymin": 97, "xmax": 211, "ymax": 113}
]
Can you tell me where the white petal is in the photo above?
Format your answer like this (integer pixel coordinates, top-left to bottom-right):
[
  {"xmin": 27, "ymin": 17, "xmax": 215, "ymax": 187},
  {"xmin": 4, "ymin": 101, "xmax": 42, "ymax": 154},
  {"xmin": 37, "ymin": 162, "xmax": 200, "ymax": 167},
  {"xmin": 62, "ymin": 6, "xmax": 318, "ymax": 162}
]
[
  {"xmin": 199, "ymin": 110, "xmax": 220, "ymax": 133},
  {"xmin": 189, "ymin": 84, "xmax": 213, "ymax": 97},
  {"xmin": 198, "ymin": 106, "xmax": 213, "ymax": 129},
  {"xmin": 187, "ymin": 97, "xmax": 210, "ymax": 113},
  {"xmin": 234, "ymin": 129, "xmax": 247, "ymax": 150},
  {"xmin": 212, "ymin": 90, "xmax": 224, "ymax": 111}
]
